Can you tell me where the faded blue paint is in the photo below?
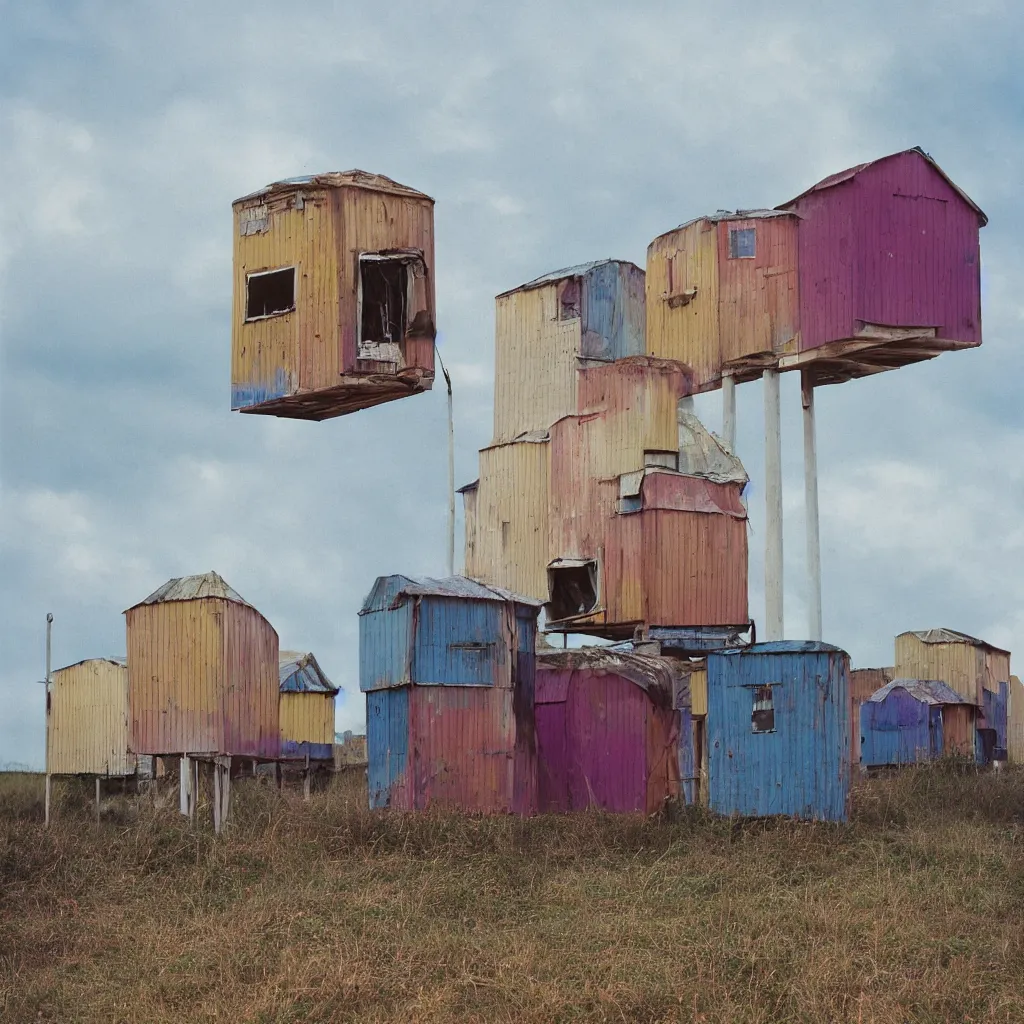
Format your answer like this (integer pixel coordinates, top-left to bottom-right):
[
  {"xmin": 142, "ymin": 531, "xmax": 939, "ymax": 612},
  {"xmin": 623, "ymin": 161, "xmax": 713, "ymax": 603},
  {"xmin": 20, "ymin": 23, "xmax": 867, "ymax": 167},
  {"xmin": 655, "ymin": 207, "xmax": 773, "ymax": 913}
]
[
  {"xmin": 983, "ymin": 681, "xmax": 1008, "ymax": 761},
  {"xmin": 707, "ymin": 641, "xmax": 850, "ymax": 822},
  {"xmin": 860, "ymin": 688, "xmax": 943, "ymax": 767},
  {"xmin": 581, "ymin": 262, "xmax": 646, "ymax": 361},
  {"xmin": 678, "ymin": 708, "xmax": 697, "ymax": 805},
  {"xmin": 412, "ymin": 597, "xmax": 506, "ymax": 685},
  {"xmin": 279, "ymin": 651, "xmax": 337, "ymax": 694},
  {"xmin": 231, "ymin": 368, "xmax": 292, "ymax": 410},
  {"xmin": 366, "ymin": 688, "xmax": 409, "ymax": 809},
  {"xmin": 280, "ymin": 739, "xmax": 334, "ymax": 761},
  {"xmin": 359, "ymin": 575, "xmax": 540, "ymax": 692}
]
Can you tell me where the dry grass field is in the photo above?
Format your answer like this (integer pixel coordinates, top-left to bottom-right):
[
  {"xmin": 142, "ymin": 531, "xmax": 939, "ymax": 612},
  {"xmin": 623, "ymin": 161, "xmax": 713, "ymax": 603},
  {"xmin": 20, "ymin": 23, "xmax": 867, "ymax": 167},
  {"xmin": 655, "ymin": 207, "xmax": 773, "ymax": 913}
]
[{"xmin": 2, "ymin": 764, "xmax": 1023, "ymax": 1023}]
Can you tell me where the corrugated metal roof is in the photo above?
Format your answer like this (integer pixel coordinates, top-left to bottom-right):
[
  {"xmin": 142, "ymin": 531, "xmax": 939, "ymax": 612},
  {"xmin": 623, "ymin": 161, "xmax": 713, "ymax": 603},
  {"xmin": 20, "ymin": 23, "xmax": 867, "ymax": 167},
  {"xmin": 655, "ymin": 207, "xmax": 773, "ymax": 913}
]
[
  {"xmin": 868, "ymin": 678, "xmax": 974, "ymax": 706},
  {"xmin": 498, "ymin": 259, "xmax": 642, "ymax": 298},
  {"xmin": 126, "ymin": 571, "xmax": 252, "ymax": 611},
  {"xmin": 778, "ymin": 147, "xmax": 987, "ymax": 226},
  {"xmin": 650, "ymin": 209, "xmax": 794, "ymax": 245},
  {"xmin": 234, "ymin": 169, "xmax": 433, "ymax": 205},
  {"xmin": 537, "ymin": 647, "xmax": 689, "ymax": 704},
  {"xmin": 279, "ymin": 651, "xmax": 338, "ymax": 694},
  {"xmin": 720, "ymin": 641, "xmax": 847, "ymax": 656},
  {"xmin": 900, "ymin": 628, "xmax": 1010, "ymax": 654},
  {"xmin": 361, "ymin": 574, "xmax": 543, "ymax": 613},
  {"xmin": 455, "ymin": 479, "xmax": 479, "ymax": 494},
  {"xmin": 54, "ymin": 656, "xmax": 126, "ymax": 672}
]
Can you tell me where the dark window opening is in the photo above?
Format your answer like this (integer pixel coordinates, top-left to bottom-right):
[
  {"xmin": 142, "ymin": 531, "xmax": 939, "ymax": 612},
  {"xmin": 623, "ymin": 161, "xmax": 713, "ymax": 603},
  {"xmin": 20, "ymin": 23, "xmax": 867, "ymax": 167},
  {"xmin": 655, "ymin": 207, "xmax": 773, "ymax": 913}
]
[
  {"xmin": 246, "ymin": 267, "xmax": 295, "ymax": 320},
  {"xmin": 547, "ymin": 561, "xmax": 598, "ymax": 621},
  {"xmin": 752, "ymin": 684, "xmax": 775, "ymax": 733},
  {"xmin": 728, "ymin": 227, "xmax": 756, "ymax": 259},
  {"xmin": 360, "ymin": 258, "xmax": 408, "ymax": 349},
  {"xmin": 559, "ymin": 279, "xmax": 581, "ymax": 321}
]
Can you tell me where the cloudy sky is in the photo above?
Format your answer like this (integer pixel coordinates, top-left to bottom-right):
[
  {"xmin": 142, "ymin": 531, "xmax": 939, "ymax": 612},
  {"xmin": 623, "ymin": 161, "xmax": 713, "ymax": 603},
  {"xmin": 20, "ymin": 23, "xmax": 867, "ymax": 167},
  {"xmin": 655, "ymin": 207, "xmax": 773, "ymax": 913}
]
[{"xmin": 2, "ymin": 1, "xmax": 1022, "ymax": 769}]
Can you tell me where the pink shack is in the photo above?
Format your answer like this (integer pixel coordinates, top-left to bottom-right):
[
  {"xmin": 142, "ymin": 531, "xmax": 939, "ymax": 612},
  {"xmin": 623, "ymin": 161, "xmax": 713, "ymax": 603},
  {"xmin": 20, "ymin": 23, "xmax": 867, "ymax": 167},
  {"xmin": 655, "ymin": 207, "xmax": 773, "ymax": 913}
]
[{"xmin": 535, "ymin": 648, "xmax": 690, "ymax": 814}]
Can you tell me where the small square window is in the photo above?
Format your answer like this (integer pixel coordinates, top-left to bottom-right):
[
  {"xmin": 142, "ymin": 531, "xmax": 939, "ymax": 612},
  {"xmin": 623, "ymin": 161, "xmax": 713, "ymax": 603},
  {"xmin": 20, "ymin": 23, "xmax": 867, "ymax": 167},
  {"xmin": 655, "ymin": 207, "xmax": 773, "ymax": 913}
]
[
  {"xmin": 752, "ymin": 684, "xmax": 775, "ymax": 733},
  {"xmin": 246, "ymin": 267, "xmax": 295, "ymax": 320},
  {"xmin": 729, "ymin": 227, "xmax": 756, "ymax": 259}
]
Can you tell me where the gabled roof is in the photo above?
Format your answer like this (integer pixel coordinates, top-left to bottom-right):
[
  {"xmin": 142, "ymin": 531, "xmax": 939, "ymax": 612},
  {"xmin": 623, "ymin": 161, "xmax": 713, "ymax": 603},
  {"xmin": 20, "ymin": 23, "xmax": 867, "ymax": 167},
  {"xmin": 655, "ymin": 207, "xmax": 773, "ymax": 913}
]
[
  {"xmin": 868, "ymin": 678, "xmax": 975, "ymax": 706},
  {"xmin": 279, "ymin": 651, "xmax": 338, "ymax": 695},
  {"xmin": 54, "ymin": 656, "xmax": 126, "ymax": 673},
  {"xmin": 126, "ymin": 571, "xmax": 252, "ymax": 611},
  {"xmin": 778, "ymin": 147, "xmax": 987, "ymax": 226},
  {"xmin": 359, "ymin": 574, "xmax": 543, "ymax": 614},
  {"xmin": 498, "ymin": 259, "xmax": 642, "ymax": 299},
  {"xmin": 234, "ymin": 170, "xmax": 433, "ymax": 206},
  {"xmin": 649, "ymin": 209, "xmax": 794, "ymax": 246},
  {"xmin": 898, "ymin": 628, "xmax": 1010, "ymax": 654},
  {"xmin": 537, "ymin": 647, "xmax": 689, "ymax": 706}
]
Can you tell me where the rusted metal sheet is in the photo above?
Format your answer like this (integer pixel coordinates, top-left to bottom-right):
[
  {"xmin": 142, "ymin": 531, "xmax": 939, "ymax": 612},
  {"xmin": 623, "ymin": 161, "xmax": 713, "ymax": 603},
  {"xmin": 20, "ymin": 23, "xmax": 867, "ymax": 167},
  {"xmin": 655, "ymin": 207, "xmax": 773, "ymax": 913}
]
[
  {"xmin": 48, "ymin": 657, "xmax": 139, "ymax": 777},
  {"xmin": 360, "ymin": 575, "xmax": 540, "ymax": 812},
  {"xmin": 125, "ymin": 572, "xmax": 280, "ymax": 758},
  {"xmin": 279, "ymin": 651, "xmax": 338, "ymax": 761},
  {"xmin": 493, "ymin": 261, "xmax": 646, "ymax": 444},
  {"xmin": 231, "ymin": 170, "xmax": 435, "ymax": 421},
  {"xmin": 708, "ymin": 642, "xmax": 850, "ymax": 822},
  {"xmin": 535, "ymin": 649, "xmax": 683, "ymax": 813}
]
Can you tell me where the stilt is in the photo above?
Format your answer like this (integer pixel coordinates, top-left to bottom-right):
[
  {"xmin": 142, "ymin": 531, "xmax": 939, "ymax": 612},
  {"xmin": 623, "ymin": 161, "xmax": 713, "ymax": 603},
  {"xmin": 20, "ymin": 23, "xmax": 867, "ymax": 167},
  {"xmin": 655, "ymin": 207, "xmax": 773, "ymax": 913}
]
[
  {"xmin": 802, "ymin": 371, "xmax": 822, "ymax": 641},
  {"xmin": 44, "ymin": 612, "xmax": 53, "ymax": 828},
  {"xmin": 303, "ymin": 752, "xmax": 311, "ymax": 803},
  {"xmin": 213, "ymin": 761, "xmax": 222, "ymax": 834},
  {"xmin": 44, "ymin": 773, "xmax": 51, "ymax": 827},
  {"xmin": 275, "ymin": 761, "xmax": 283, "ymax": 793},
  {"xmin": 722, "ymin": 373, "xmax": 736, "ymax": 451},
  {"xmin": 179, "ymin": 755, "xmax": 191, "ymax": 817},
  {"xmin": 95, "ymin": 777, "xmax": 101, "ymax": 824},
  {"xmin": 763, "ymin": 369, "xmax": 784, "ymax": 641}
]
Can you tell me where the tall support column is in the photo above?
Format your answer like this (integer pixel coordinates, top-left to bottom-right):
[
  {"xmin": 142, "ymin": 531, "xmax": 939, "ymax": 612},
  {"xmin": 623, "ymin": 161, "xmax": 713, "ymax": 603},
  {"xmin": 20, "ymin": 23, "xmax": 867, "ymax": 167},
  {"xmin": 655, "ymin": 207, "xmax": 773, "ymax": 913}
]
[
  {"xmin": 179, "ymin": 755, "xmax": 191, "ymax": 817},
  {"xmin": 44, "ymin": 613, "xmax": 53, "ymax": 828},
  {"xmin": 763, "ymin": 369, "xmax": 784, "ymax": 641},
  {"xmin": 802, "ymin": 372, "xmax": 822, "ymax": 642},
  {"xmin": 722, "ymin": 373, "xmax": 737, "ymax": 451}
]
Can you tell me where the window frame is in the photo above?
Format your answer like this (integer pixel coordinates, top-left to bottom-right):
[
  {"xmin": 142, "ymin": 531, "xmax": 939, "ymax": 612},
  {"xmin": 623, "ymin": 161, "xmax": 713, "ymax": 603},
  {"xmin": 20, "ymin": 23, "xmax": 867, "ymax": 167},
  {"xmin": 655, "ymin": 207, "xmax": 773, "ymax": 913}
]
[
  {"xmin": 244, "ymin": 266, "xmax": 297, "ymax": 322},
  {"xmin": 728, "ymin": 226, "xmax": 757, "ymax": 260}
]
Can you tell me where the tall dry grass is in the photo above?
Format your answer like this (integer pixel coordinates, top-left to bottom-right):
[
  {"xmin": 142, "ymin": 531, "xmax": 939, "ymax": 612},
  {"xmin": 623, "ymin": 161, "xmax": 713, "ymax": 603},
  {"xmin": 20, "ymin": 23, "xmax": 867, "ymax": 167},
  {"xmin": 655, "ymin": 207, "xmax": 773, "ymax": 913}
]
[{"xmin": 2, "ymin": 763, "xmax": 1023, "ymax": 1023}]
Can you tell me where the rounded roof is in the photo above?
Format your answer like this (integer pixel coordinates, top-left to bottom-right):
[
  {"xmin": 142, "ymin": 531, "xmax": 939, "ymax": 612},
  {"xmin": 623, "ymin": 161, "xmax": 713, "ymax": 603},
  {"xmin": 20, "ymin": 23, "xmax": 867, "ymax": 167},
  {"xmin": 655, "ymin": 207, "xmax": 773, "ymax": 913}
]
[{"xmin": 233, "ymin": 169, "xmax": 433, "ymax": 206}]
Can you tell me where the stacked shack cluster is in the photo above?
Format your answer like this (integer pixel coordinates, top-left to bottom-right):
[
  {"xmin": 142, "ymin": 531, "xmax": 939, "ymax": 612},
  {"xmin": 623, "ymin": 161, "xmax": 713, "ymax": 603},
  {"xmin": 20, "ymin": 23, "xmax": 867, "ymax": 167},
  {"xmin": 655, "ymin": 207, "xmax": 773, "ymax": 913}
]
[{"xmin": 44, "ymin": 147, "xmax": 1013, "ymax": 830}]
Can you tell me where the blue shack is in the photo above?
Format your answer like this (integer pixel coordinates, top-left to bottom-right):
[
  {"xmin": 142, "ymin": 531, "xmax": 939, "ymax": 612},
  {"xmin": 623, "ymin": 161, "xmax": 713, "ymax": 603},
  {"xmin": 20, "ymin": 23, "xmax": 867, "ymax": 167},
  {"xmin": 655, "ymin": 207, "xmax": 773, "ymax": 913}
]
[
  {"xmin": 278, "ymin": 650, "xmax": 338, "ymax": 761},
  {"xmin": 707, "ymin": 641, "xmax": 850, "ymax": 822},
  {"xmin": 359, "ymin": 575, "xmax": 542, "ymax": 814}
]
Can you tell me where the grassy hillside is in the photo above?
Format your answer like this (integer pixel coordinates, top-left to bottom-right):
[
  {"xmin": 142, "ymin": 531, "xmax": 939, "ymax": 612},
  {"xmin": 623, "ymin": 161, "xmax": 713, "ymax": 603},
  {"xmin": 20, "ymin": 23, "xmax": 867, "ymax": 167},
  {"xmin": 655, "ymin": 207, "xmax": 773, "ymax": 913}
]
[{"xmin": 2, "ymin": 765, "xmax": 1023, "ymax": 1023}]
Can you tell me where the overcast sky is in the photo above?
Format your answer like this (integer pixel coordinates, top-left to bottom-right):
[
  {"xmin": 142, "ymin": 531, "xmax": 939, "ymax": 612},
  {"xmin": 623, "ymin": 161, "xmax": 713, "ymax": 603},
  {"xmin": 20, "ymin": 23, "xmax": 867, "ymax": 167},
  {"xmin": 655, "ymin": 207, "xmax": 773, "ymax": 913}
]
[{"xmin": 2, "ymin": 1, "xmax": 1022, "ymax": 769}]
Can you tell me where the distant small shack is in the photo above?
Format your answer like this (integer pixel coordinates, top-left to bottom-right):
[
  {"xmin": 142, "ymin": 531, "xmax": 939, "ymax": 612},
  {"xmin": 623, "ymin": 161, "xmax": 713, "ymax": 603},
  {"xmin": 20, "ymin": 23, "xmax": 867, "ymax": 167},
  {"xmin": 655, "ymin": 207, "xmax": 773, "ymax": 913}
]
[
  {"xmin": 534, "ymin": 648, "xmax": 688, "ymax": 814},
  {"xmin": 849, "ymin": 667, "xmax": 893, "ymax": 765},
  {"xmin": 359, "ymin": 575, "xmax": 541, "ymax": 813},
  {"xmin": 895, "ymin": 629, "xmax": 1010, "ymax": 763},
  {"xmin": 48, "ymin": 657, "xmax": 151, "ymax": 780},
  {"xmin": 860, "ymin": 679, "xmax": 977, "ymax": 768},
  {"xmin": 278, "ymin": 651, "xmax": 338, "ymax": 762},
  {"xmin": 707, "ymin": 642, "xmax": 850, "ymax": 822}
]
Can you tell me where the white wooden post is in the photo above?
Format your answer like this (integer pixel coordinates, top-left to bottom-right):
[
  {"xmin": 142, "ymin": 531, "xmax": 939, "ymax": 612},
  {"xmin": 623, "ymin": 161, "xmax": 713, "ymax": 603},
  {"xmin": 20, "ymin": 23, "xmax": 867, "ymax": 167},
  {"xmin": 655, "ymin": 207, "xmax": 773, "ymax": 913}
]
[
  {"xmin": 44, "ymin": 613, "xmax": 52, "ymax": 827},
  {"xmin": 722, "ymin": 373, "xmax": 737, "ymax": 451},
  {"xmin": 303, "ymin": 752, "xmax": 311, "ymax": 803},
  {"xmin": 763, "ymin": 369, "xmax": 784, "ymax": 640},
  {"xmin": 213, "ymin": 761, "xmax": 222, "ymax": 834},
  {"xmin": 802, "ymin": 372, "xmax": 822, "ymax": 641},
  {"xmin": 179, "ymin": 755, "xmax": 190, "ymax": 817},
  {"xmin": 95, "ymin": 777, "xmax": 101, "ymax": 824}
]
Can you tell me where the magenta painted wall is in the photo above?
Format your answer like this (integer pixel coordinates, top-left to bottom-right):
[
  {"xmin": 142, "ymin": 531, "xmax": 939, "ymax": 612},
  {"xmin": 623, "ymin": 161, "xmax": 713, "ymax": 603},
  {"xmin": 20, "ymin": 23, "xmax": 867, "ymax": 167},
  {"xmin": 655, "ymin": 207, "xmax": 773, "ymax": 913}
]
[
  {"xmin": 789, "ymin": 150, "xmax": 983, "ymax": 351},
  {"xmin": 535, "ymin": 667, "xmax": 675, "ymax": 814}
]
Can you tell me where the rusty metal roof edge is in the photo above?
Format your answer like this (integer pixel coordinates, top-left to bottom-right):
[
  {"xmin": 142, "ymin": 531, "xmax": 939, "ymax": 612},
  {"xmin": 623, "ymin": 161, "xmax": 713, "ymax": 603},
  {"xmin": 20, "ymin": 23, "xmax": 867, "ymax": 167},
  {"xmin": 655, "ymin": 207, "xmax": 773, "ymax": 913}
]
[
  {"xmin": 868, "ymin": 678, "xmax": 979, "ymax": 706},
  {"xmin": 123, "ymin": 572, "xmax": 273, "ymax": 628},
  {"xmin": 537, "ymin": 647, "xmax": 689, "ymax": 702},
  {"xmin": 897, "ymin": 628, "xmax": 1010, "ymax": 654},
  {"xmin": 359, "ymin": 574, "xmax": 543, "ymax": 612},
  {"xmin": 648, "ymin": 209, "xmax": 795, "ymax": 247},
  {"xmin": 777, "ymin": 147, "xmax": 987, "ymax": 226},
  {"xmin": 495, "ymin": 259, "xmax": 643, "ymax": 299},
  {"xmin": 53, "ymin": 655, "xmax": 127, "ymax": 673},
  {"xmin": 279, "ymin": 650, "xmax": 339, "ymax": 694},
  {"xmin": 233, "ymin": 169, "xmax": 434, "ymax": 206}
]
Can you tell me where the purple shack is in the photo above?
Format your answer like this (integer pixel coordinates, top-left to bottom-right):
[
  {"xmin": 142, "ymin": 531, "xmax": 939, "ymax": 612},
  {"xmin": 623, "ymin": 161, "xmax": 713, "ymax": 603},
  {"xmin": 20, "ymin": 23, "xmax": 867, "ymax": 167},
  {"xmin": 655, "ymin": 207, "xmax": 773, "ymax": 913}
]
[{"xmin": 534, "ymin": 648, "xmax": 690, "ymax": 814}]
